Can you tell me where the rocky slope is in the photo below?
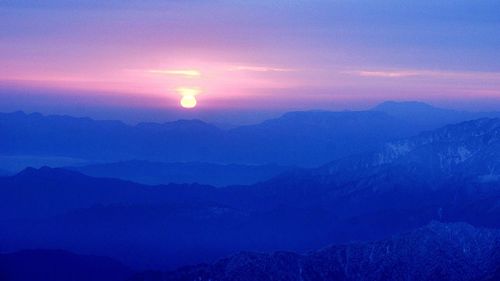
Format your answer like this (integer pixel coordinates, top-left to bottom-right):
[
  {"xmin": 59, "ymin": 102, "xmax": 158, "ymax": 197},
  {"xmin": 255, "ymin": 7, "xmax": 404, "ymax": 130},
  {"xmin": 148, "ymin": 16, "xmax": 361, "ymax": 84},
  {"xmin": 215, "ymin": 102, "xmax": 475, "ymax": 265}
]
[{"xmin": 130, "ymin": 222, "xmax": 500, "ymax": 281}]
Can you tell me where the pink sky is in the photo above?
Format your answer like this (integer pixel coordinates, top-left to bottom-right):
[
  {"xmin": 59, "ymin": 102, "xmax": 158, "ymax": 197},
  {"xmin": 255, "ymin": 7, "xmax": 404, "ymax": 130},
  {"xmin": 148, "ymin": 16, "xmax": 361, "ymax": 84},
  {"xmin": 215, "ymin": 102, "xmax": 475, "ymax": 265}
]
[{"xmin": 1, "ymin": 0, "xmax": 500, "ymax": 120}]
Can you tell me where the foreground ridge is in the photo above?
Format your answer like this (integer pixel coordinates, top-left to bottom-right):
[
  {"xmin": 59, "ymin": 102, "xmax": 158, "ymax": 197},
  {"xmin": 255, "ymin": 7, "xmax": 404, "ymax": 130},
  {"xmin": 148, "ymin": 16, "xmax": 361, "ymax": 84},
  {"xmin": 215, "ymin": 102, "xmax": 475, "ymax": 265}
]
[{"xmin": 131, "ymin": 222, "xmax": 500, "ymax": 281}]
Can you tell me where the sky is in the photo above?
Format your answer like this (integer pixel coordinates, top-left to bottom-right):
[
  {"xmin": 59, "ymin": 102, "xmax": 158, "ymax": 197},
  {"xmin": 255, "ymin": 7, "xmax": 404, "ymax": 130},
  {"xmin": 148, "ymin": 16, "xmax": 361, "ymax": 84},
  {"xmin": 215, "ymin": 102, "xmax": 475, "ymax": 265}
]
[{"xmin": 1, "ymin": 0, "xmax": 500, "ymax": 124}]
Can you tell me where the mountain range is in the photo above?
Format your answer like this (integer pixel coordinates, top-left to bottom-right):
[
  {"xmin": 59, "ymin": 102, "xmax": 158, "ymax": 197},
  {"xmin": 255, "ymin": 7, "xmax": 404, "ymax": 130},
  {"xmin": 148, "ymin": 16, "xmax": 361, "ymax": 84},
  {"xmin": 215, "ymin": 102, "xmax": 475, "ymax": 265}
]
[
  {"xmin": 2, "ymin": 101, "xmax": 500, "ymax": 169},
  {"xmin": 67, "ymin": 160, "xmax": 291, "ymax": 186},
  {"xmin": 2, "ymin": 117, "xmax": 500, "ymax": 269},
  {"xmin": 372, "ymin": 101, "xmax": 500, "ymax": 128}
]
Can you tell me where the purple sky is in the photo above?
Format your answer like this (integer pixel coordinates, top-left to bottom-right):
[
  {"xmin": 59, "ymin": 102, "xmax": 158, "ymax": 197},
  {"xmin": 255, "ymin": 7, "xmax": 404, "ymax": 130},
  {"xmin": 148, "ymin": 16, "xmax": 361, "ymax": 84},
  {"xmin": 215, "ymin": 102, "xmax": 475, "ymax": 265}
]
[{"xmin": 1, "ymin": 0, "xmax": 500, "ymax": 123}]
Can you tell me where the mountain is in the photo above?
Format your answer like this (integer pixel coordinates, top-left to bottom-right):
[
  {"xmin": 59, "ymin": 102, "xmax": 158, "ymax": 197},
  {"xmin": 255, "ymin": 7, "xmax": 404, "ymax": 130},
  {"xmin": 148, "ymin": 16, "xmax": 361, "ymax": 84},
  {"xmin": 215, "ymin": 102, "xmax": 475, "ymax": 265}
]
[
  {"xmin": 0, "ymin": 108, "xmax": 423, "ymax": 167},
  {"xmin": 2, "ymin": 103, "xmax": 500, "ymax": 168},
  {"xmin": 232, "ymin": 118, "xmax": 500, "ymax": 237},
  {"xmin": 0, "ymin": 249, "xmax": 132, "ymax": 281},
  {"xmin": 0, "ymin": 167, "xmax": 335, "ymax": 268},
  {"xmin": 2, "ymin": 119, "xmax": 500, "ymax": 268},
  {"xmin": 68, "ymin": 160, "xmax": 291, "ymax": 186},
  {"xmin": 373, "ymin": 101, "xmax": 500, "ymax": 129},
  {"xmin": 0, "ymin": 166, "xmax": 216, "ymax": 220},
  {"xmin": 225, "ymin": 110, "xmax": 416, "ymax": 166},
  {"xmin": 130, "ymin": 222, "xmax": 500, "ymax": 281},
  {"xmin": 312, "ymin": 117, "xmax": 500, "ymax": 186},
  {"xmin": 0, "ymin": 111, "xmax": 222, "ymax": 163},
  {"xmin": 5, "ymin": 223, "xmax": 498, "ymax": 281}
]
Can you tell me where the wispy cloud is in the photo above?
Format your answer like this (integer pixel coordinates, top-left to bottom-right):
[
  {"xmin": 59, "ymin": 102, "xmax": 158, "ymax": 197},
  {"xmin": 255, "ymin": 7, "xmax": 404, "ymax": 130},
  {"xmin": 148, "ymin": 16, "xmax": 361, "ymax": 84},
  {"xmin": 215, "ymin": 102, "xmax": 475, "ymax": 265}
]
[
  {"xmin": 342, "ymin": 70, "xmax": 422, "ymax": 78},
  {"xmin": 344, "ymin": 69, "xmax": 500, "ymax": 80},
  {"xmin": 149, "ymin": 69, "xmax": 201, "ymax": 77},
  {"xmin": 228, "ymin": 65, "xmax": 296, "ymax": 73}
]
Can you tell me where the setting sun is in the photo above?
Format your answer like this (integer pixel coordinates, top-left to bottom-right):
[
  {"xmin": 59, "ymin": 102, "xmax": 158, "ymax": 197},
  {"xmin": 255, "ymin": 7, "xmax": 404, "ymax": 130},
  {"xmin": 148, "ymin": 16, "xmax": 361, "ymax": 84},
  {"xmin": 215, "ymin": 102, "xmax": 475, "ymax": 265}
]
[
  {"xmin": 177, "ymin": 87, "xmax": 199, "ymax": 109},
  {"xmin": 180, "ymin": 95, "xmax": 197, "ymax": 108}
]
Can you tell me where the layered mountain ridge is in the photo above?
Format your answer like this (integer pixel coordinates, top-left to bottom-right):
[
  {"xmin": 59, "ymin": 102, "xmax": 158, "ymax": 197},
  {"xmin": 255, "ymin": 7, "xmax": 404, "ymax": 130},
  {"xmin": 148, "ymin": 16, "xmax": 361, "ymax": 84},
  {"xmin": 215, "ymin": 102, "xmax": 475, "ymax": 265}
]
[
  {"xmin": 2, "ymin": 118, "xmax": 500, "ymax": 269},
  {"xmin": 2, "ymin": 101, "xmax": 500, "ymax": 168}
]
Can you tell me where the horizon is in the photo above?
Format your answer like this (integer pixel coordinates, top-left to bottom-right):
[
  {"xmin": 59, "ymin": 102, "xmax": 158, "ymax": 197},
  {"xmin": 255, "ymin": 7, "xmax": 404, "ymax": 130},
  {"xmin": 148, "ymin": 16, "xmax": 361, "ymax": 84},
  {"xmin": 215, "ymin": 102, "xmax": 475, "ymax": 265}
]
[{"xmin": 1, "ymin": 99, "xmax": 498, "ymax": 126}]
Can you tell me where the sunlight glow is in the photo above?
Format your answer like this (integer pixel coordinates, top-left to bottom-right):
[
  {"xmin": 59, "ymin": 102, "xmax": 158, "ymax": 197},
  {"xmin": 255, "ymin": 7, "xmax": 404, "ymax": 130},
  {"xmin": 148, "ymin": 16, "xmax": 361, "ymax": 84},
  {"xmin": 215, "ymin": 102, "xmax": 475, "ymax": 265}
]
[{"xmin": 177, "ymin": 87, "xmax": 200, "ymax": 96}]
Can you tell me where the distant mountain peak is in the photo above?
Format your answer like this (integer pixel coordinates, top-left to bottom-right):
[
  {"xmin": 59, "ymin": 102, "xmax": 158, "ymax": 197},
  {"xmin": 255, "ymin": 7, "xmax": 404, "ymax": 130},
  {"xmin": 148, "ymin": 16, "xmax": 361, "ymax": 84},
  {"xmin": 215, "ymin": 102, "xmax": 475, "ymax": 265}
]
[
  {"xmin": 135, "ymin": 119, "xmax": 220, "ymax": 131},
  {"xmin": 281, "ymin": 109, "xmax": 387, "ymax": 118},
  {"xmin": 373, "ymin": 100, "xmax": 437, "ymax": 111},
  {"xmin": 14, "ymin": 166, "xmax": 38, "ymax": 177},
  {"xmin": 368, "ymin": 100, "xmax": 494, "ymax": 130},
  {"xmin": 15, "ymin": 166, "xmax": 84, "ymax": 180}
]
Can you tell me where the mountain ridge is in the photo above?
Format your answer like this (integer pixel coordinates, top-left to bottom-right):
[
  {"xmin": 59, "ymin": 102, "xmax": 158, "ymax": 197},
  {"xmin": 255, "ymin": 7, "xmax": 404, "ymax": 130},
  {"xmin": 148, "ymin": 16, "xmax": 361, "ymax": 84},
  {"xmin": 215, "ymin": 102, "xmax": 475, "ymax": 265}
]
[
  {"xmin": 129, "ymin": 221, "xmax": 500, "ymax": 281},
  {"xmin": 3, "ymin": 101, "xmax": 500, "ymax": 167},
  {"xmin": 67, "ymin": 160, "xmax": 292, "ymax": 186}
]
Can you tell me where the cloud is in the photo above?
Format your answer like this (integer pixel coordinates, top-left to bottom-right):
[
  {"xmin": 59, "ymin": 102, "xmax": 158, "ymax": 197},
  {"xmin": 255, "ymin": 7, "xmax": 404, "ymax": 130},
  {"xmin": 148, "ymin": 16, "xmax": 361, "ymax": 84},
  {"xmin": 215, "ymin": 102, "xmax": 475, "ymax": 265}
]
[
  {"xmin": 228, "ymin": 65, "xmax": 296, "ymax": 73},
  {"xmin": 149, "ymin": 69, "xmax": 201, "ymax": 77},
  {"xmin": 344, "ymin": 69, "xmax": 500, "ymax": 80},
  {"xmin": 347, "ymin": 70, "xmax": 420, "ymax": 78}
]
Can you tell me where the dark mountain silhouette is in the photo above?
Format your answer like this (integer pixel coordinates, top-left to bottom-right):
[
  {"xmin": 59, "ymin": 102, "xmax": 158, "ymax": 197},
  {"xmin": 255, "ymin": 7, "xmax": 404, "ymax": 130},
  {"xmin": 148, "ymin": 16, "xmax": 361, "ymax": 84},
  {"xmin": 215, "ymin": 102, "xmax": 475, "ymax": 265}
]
[
  {"xmin": 373, "ymin": 101, "xmax": 500, "ymax": 129},
  {"xmin": 68, "ymin": 160, "xmax": 291, "ymax": 186},
  {"xmin": 2, "ymin": 118, "xmax": 500, "ymax": 268},
  {"xmin": 0, "ymin": 111, "xmax": 222, "ymax": 163},
  {"xmin": 130, "ymin": 222, "xmax": 500, "ymax": 281},
  {"xmin": 0, "ymin": 166, "xmax": 218, "ymax": 221},
  {"xmin": 197, "ymin": 117, "xmax": 500, "ymax": 229},
  {"xmin": 2, "ymin": 103, "xmax": 499, "ymax": 169},
  {"xmin": 0, "ymin": 249, "xmax": 132, "ymax": 281},
  {"xmin": 0, "ymin": 167, "xmax": 334, "ymax": 268},
  {"xmin": 223, "ymin": 110, "xmax": 415, "ymax": 166},
  {"xmin": 4, "ymin": 222, "xmax": 499, "ymax": 281},
  {"xmin": 3, "ymin": 102, "xmax": 487, "ymax": 168}
]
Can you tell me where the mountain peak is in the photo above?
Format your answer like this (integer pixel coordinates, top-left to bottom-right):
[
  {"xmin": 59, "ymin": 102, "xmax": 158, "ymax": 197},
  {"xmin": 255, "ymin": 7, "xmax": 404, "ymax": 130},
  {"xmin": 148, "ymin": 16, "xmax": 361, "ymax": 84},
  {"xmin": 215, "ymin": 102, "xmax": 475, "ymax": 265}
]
[
  {"xmin": 373, "ymin": 100, "xmax": 436, "ymax": 111},
  {"xmin": 15, "ymin": 166, "xmax": 84, "ymax": 180},
  {"xmin": 136, "ymin": 119, "xmax": 220, "ymax": 132}
]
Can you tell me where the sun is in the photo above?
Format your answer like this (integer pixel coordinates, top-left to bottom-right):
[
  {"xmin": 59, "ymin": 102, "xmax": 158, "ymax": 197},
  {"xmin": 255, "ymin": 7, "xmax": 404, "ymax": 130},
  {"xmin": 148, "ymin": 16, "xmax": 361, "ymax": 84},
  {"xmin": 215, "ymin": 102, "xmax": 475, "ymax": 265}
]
[
  {"xmin": 180, "ymin": 95, "xmax": 197, "ymax": 108},
  {"xmin": 177, "ymin": 87, "xmax": 199, "ymax": 109}
]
